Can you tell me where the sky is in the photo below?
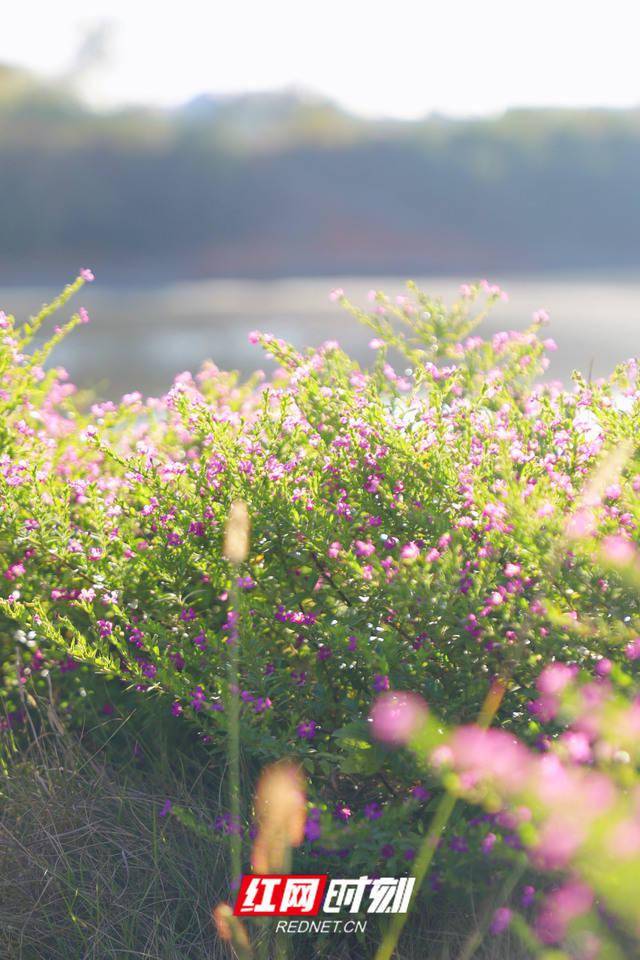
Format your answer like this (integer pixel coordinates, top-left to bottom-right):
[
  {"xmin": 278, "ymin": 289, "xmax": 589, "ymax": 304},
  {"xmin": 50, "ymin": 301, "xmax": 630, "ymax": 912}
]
[{"xmin": 1, "ymin": 0, "xmax": 639, "ymax": 119}]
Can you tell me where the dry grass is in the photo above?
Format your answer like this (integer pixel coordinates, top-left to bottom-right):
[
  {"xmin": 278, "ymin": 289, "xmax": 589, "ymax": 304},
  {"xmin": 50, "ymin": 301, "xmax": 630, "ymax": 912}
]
[
  {"xmin": 0, "ymin": 704, "xmax": 531, "ymax": 960},
  {"xmin": 0, "ymin": 711, "xmax": 227, "ymax": 960}
]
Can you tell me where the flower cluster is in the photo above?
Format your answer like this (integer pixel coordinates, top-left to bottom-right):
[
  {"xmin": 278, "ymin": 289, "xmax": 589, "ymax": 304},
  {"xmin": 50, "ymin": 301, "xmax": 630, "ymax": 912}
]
[{"xmin": 372, "ymin": 668, "xmax": 640, "ymax": 955}]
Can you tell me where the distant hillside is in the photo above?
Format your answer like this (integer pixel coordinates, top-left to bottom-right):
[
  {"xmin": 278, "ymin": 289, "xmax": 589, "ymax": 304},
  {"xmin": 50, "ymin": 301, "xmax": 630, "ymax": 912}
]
[{"xmin": 1, "ymin": 63, "xmax": 640, "ymax": 280}]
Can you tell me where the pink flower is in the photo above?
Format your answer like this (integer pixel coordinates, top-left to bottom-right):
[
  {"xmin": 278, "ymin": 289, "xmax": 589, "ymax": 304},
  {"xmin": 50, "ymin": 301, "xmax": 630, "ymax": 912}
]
[
  {"xmin": 447, "ymin": 726, "xmax": 531, "ymax": 794},
  {"xmin": 490, "ymin": 908, "xmax": 512, "ymax": 935},
  {"xmin": 400, "ymin": 542, "xmax": 420, "ymax": 561},
  {"xmin": 369, "ymin": 691, "xmax": 428, "ymax": 745},
  {"xmin": 532, "ymin": 816, "xmax": 585, "ymax": 871},
  {"xmin": 328, "ymin": 541, "xmax": 342, "ymax": 559},
  {"xmin": 625, "ymin": 637, "xmax": 640, "ymax": 660},
  {"xmin": 610, "ymin": 818, "xmax": 640, "ymax": 859},
  {"xmin": 329, "ymin": 288, "xmax": 344, "ymax": 302},
  {"xmin": 534, "ymin": 882, "xmax": 593, "ymax": 944},
  {"xmin": 559, "ymin": 730, "xmax": 592, "ymax": 763},
  {"xmin": 566, "ymin": 508, "xmax": 596, "ymax": 539},
  {"xmin": 595, "ymin": 657, "xmax": 612, "ymax": 678},
  {"xmin": 481, "ymin": 832, "xmax": 497, "ymax": 855},
  {"xmin": 537, "ymin": 663, "xmax": 576, "ymax": 697},
  {"xmin": 354, "ymin": 539, "xmax": 375, "ymax": 558},
  {"xmin": 601, "ymin": 535, "xmax": 636, "ymax": 567},
  {"xmin": 78, "ymin": 307, "xmax": 90, "ymax": 324},
  {"xmin": 80, "ymin": 268, "xmax": 94, "ymax": 282}
]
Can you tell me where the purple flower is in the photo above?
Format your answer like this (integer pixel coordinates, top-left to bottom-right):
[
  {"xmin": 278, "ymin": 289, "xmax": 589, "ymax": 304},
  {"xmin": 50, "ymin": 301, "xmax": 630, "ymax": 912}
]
[
  {"xmin": 169, "ymin": 651, "xmax": 185, "ymax": 671},
  {"xmin": 373, "ymin": 674, "xmax": 390, "ymax": 693},
  {"xmin": 449, "ymin": 835, "xmax": 468, "ymax": 853},
  {"xmin": 128, "ymin": 627, "xmax": 144, "ymax": 647},
  {"xmin": 410, "ymin": 785, "xmax": 430, "ymax": 802},
  {"xmin": 305, "ymin": 818, "xmax": 321, "ymax": 842},
  {"xmin": 429, "ymin": 873, "xmax": 443, "ymax": 893},
  {"xmin": 334, "ymin": 804, "xmax": 352, "ymax": 822},
  {"xmin": 521, "ymin": 885, "xmax": 536, "ymax": 908},
  {"xmin": 364, "ymin": 802, "xmax": 382, "ymax": 820},
  {"xmin": 481, "ymin": 832, "xmax": 497, "ymax": 855},
  {"xmin": 364, "ymin": 474, "xmax": 381, "ymax": 493},
  {"xmin": 159, "ymin": 799, "xmax": 172, "ymax": 818},
  {"xmin": 215, "ymin": 812, "xmax": 242, "ymax": 836},
  {"xmin": 236, "ymin": 575, "xmax": 256, "ymax": 590},
  {"xmin": 380, "ymin": 843, "xmax": 395, "ymax": 858},
  {"xmin": 297, "ymin": 720, "xmax": 317, "ymax": 740},
  {"xmin": 190, "ymin": 686, "xmax": 207, "ymax": 711},
  {"xmin": 193, "ymin": 631, "xmax": 207, "ymax": 651},
  {"xmin": 490, "ymin": 908, "xmax": 512, "ymax": 935}
]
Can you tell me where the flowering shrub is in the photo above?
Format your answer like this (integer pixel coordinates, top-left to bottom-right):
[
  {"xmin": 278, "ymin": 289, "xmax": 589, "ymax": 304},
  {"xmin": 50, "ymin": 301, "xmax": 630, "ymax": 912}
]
[{"xmin": 1, "ymin": 274, "xmax": 640, "ymax": 916}]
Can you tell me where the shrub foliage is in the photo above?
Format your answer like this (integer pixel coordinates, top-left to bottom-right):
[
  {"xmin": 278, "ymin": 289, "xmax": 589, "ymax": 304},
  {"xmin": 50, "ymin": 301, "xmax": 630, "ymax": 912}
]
[{"xmin": 2, "ymin": 276, "xmax": 640, "ymax": 953}]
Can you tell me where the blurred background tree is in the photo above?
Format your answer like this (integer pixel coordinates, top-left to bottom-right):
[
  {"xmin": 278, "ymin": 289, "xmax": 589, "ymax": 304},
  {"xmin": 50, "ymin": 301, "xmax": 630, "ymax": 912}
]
[{"xmin": 2, "ymin": 61, "xmax": 640, "ymax": 282}]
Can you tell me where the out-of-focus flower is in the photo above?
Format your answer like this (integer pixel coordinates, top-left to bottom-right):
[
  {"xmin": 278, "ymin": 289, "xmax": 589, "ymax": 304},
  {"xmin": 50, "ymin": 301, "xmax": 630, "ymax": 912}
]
[
  {"xmin": 534, "ymin": 881, "xmax": 593, "ymax": 944},
  {"xmin": 252, "ymin": 762, "xmax": 307, "ymax": 873},
  {"xmin": 224, "ymin": 500, "xmax": 250, "ymax": 564},
  {"xmin": 490, "ymin": 907, "xmax": 512, "ymax": 934},
  {"xmin": 370, "ymin": 691, "xmax": 428, "ymax": 745}
]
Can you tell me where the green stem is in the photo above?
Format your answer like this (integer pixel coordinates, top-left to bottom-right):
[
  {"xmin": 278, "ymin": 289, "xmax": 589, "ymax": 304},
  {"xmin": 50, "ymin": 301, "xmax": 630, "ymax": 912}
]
[
  {"xmin": 374, "ymin": 791, "xmax": 456, "ymax": 960},
  {"xmin": 373, "ymin": 679, "xmax": 506, "ymax": 960},
  {"xmin": 227, "ymin": 583, "xmax": 242, "ymax": 884}
]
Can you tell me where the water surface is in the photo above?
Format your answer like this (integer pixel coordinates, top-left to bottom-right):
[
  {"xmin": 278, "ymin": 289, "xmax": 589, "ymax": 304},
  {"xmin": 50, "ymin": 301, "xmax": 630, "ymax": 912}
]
[{"xmin": 1, "ymin": 275, "xmax": 639, "ymax": 397}]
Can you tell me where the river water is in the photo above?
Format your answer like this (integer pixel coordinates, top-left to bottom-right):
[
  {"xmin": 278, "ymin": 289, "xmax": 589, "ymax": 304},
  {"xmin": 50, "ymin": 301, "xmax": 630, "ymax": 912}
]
[{"xmin": 2, "ymin": 274, "xmax": 639, "ymax": 397}]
